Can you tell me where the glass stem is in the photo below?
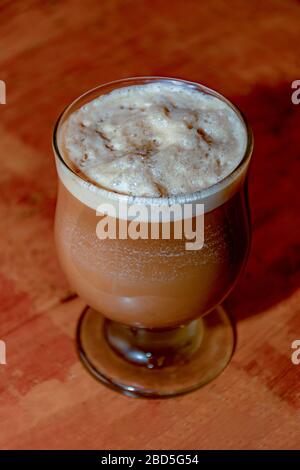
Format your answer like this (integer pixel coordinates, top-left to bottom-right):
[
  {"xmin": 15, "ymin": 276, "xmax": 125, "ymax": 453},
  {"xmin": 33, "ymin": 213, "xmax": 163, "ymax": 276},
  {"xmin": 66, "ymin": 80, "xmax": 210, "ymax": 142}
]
[{"xmin": 104, "ymin": 318, "xmax": 203, "ymax": 369}]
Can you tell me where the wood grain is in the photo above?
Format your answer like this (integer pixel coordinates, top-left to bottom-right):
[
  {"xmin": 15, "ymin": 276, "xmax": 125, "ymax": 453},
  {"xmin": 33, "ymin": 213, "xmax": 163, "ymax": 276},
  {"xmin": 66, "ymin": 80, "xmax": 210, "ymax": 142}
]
[{"xmin": 0, "ymin": 0, "xmax": 300, "ymax": 450}]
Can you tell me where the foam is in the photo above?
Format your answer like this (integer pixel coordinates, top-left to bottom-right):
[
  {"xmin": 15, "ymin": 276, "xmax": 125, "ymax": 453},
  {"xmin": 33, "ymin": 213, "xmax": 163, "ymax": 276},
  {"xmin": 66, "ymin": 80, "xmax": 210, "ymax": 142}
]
[
  {"xmin": 55, "ymin": 81, "xmax": 249, "ymax": 216},
  {"xmin": 61, "ymin": 82, "xmax": 247, "ymax": 196}
]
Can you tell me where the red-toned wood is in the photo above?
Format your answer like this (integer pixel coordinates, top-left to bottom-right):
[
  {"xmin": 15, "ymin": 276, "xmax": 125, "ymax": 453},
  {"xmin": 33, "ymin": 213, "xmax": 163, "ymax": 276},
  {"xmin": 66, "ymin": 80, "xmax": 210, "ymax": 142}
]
[{"xmin": 0, "ymin": 0, "xmax": 299, "ymax": 450}]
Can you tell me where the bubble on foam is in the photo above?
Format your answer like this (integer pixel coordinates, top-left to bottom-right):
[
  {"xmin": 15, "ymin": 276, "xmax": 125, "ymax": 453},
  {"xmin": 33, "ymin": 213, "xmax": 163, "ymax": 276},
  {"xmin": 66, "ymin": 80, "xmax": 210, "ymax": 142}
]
[{"xmin": 61, "ymin": 82, "xmax": 247, "ymax": 198}]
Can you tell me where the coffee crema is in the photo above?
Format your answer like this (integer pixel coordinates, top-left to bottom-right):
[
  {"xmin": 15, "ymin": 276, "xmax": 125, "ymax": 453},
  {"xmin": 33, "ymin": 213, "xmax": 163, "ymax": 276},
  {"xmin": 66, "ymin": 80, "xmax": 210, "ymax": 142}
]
[{"xmin": 61, "ymin": 82, "xmax": 247, "ymax": 198}]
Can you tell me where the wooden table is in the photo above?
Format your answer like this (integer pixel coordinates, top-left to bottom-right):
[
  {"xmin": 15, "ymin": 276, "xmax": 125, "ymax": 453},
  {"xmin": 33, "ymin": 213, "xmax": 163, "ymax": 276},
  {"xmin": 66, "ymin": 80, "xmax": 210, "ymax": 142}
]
[{"xmin": 0, "ymin": 0, "xmax": 299, "ymax": 450}]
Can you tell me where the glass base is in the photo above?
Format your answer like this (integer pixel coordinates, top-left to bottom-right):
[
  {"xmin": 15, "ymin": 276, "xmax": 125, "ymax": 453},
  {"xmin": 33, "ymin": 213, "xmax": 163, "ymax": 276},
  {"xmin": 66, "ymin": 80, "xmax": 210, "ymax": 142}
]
[{"xmin": 76, "ymin": 306, "xmax": 235, "ymax": 398}]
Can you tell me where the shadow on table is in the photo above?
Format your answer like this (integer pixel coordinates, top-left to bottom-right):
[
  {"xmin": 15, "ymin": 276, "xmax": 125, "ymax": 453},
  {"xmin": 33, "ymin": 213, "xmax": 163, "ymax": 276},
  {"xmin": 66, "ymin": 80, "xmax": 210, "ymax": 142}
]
[{"xmin": 226, "ymin": 81, "xmax": 300, "ymax": 322}]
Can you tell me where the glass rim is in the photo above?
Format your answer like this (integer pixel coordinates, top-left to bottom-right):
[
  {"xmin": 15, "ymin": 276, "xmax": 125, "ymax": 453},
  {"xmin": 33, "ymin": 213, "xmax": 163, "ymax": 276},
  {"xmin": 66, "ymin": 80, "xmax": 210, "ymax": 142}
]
[{"xmin": 52, "ymin": 76, "xmax": 253, "ymax": 205}]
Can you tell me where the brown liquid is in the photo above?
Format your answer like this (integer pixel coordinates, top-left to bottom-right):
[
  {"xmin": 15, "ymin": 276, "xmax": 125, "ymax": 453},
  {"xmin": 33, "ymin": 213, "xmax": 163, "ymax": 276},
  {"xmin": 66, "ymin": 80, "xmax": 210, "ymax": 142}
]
[{"xmin": 55, "ymin": 180, "xmax": 250, "ymax": 329}]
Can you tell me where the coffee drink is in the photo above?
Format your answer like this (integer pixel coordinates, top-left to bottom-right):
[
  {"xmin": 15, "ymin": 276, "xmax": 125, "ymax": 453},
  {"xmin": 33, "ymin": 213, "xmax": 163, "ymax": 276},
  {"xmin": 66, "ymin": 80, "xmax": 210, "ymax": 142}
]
[
  {"xmin": 53, "ymin": 78, "xmax": 253, "ymax": 396},
  {"xmin": 55, "ymin": 80, "xmax": 249, "ymax": 329}
]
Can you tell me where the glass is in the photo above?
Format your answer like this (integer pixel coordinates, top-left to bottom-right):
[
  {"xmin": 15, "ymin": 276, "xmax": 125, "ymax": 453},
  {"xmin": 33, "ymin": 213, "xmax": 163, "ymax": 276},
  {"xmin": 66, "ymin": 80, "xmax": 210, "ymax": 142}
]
[{"xmin": 53, "ymin": 77, "xmax": 253, "ymax": 397}]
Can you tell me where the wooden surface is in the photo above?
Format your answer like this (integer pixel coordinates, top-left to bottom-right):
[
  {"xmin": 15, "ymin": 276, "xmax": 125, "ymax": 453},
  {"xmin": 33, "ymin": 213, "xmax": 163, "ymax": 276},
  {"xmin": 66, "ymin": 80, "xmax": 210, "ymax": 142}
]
[{"xmin": 0, "ymin": 0, "xmax": 300, "ymax": 450}]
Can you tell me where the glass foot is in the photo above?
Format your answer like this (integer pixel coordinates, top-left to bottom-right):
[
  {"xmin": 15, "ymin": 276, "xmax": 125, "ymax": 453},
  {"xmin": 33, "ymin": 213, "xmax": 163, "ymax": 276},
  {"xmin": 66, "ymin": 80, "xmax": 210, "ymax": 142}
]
[{"xmin": 76, "ymin": 306, "xmax": 235, "ymax": 398}]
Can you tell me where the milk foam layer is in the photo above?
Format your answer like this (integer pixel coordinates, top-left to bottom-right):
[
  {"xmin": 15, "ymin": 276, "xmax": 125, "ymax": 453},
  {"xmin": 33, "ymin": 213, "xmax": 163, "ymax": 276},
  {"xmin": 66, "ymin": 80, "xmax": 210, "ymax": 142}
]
[{"xmin": 62, "ymin": 82, "xmax": 247, "ymax": 198}]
